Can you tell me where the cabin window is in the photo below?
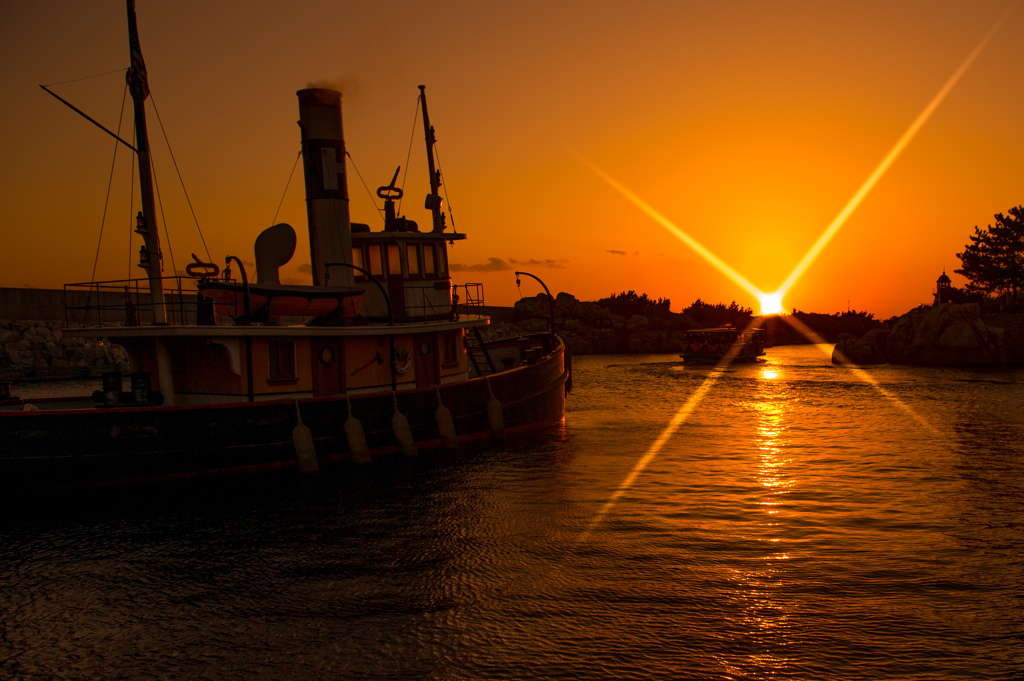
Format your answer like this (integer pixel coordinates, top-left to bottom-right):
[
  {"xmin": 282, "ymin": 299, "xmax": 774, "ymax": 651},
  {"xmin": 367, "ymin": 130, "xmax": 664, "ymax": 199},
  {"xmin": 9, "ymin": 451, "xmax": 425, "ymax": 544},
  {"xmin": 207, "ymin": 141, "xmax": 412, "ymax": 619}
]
[
  {"xmin": 351, "ymin": 246, "xmax": 365, "ymax": 278},
  {"xmin": 441, "ymin": 330, "xmax": 459, "ymax": 367},
  {"xmin": 437, "ymin": 246, "xmax": 448, "ymax": 277},
  {"xmin": 387, "ymin": 244, "xmax": 402, "ymax": 276},
  {"xmin": 268, "ymin": 340, "xmax": 296, "ymax": 381},
  {"xmin": 407, "ymin": 244, "xmax": 420, "ymax": 276},
  {"xmin": 424, "ymin": 245, "xmax": 436, "ymax": 276},
  {"xmin": 368, "ymin": 244, "xmax": 383, "ymax": 277}
]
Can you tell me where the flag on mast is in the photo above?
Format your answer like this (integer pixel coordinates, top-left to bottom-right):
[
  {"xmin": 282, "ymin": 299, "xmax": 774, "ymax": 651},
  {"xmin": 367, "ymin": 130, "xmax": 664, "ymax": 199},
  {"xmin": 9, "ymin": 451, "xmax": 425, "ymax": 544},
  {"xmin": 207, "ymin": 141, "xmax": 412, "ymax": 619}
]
[{"xmin": 126, "ymin": 0, "xmax": 149, "ymax": 101}]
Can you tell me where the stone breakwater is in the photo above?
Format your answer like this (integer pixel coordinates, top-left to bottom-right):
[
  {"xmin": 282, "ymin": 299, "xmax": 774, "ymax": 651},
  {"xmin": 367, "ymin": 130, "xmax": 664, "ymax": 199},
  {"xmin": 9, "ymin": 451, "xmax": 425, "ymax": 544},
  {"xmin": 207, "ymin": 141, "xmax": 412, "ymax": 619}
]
[
  {"xmin": 832, "ymin": 303, "xmax": 1024, "ymax": 366},
  {"xmin": 0, "ymin": 320, "xmax": 130, "ymax": 380},
  {"xmin": 479, "ymin": 292, "xmax": 700, "ymax": 355}
]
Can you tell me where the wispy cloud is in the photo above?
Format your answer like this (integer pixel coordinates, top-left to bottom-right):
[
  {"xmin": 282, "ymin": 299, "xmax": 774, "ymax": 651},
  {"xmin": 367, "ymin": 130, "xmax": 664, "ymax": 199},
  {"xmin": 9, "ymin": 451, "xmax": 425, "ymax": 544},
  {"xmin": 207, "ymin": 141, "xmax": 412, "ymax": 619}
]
[
  {"xmin": 606, "ymin": 250, "xmax": 627, "ymax": 256},
  {"xmin": 450, "ymin": 257, "xmax": 570, "ymax": 272},
  {"xmin": 297, "ymin": 263, "xmax": 312, "ymax": 274},
  {"xmin": 510, "ymin": 258, "xmax": 568, "ymax": 269},
  {"xmin": 450, "ymin": 257, "xmax": 512, "ymax": 272}
]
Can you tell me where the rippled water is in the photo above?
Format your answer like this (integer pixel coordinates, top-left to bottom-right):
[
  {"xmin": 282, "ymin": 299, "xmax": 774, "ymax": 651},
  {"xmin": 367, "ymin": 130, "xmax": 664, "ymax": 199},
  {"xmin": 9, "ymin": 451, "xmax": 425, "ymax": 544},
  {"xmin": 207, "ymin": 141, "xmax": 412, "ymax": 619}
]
[{"xmin": 2, "ymin": 345, "xmax": 1023, "ymax": 680}]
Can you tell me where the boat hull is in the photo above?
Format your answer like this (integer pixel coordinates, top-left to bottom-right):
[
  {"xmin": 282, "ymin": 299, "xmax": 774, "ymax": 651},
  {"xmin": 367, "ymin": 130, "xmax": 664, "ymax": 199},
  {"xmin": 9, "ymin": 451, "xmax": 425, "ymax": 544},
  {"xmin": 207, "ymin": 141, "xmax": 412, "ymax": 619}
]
[{"xmin": 1, "ymin": 340, "xmax": 566, "ymax": 490}]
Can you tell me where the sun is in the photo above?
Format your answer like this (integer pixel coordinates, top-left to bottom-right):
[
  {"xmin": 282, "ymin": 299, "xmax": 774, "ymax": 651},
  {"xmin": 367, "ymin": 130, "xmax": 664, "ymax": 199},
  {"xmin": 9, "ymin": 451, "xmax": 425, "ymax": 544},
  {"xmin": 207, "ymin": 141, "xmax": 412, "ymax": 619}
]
[{"xmin": 758, "ymin": 292, "xmax": 784, "ymax": 316}]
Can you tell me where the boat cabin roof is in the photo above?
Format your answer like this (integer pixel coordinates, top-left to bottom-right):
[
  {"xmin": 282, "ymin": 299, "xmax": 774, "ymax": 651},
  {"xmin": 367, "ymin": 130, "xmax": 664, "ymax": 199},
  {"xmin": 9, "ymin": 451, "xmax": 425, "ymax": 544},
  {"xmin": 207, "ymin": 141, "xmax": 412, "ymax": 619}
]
[
  {"xmin": 685, "ymin": 327, "xmax": 765, "ymax": 341},
  {"xmin": 687, "ymin": 327, "xmax": 764, "ymax": 334}
]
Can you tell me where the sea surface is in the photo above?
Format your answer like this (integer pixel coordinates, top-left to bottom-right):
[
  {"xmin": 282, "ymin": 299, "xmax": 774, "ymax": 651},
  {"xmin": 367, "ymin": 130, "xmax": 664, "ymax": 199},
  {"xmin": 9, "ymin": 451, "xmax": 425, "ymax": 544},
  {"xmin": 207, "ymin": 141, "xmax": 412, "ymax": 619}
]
[{"xmin": 2, "ymin": 345, "xmax": 1023, "ymax": 680}]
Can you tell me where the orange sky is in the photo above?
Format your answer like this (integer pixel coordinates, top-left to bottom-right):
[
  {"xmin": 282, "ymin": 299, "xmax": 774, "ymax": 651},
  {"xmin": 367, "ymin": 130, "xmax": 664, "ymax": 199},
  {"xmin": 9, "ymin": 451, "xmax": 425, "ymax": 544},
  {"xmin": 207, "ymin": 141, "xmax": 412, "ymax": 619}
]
[{"xmin": 2, "ymin": 1, "xmax": 1023, "ymax": 318}]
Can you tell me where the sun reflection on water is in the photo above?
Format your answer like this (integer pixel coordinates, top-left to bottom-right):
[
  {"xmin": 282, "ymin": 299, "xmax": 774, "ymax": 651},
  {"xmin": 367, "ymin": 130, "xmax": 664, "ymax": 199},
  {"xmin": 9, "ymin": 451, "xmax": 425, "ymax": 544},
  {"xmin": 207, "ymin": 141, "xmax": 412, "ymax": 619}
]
[{"xmin": 727, "ymin": 368, "xmax": 798, "ymax": 673}]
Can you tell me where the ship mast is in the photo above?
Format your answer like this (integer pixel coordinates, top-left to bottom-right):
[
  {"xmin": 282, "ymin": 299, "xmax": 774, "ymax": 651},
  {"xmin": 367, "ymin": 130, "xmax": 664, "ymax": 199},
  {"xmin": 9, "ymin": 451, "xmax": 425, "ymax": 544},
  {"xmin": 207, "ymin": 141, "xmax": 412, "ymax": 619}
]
[
  {"xmin": 126, "ymin": 0, "xmax": 166, "ymax": 323},
  {"xmin": 418, "ymin": 85, "xmax": 445, "ymax": 233}
]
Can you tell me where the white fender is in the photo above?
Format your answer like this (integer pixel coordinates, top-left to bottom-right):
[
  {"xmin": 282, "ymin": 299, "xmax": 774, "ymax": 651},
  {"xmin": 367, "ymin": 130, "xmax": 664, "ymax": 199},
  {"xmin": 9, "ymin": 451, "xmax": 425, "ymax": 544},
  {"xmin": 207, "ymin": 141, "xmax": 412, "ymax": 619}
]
[
  {"xmin": 292, "ymin": 401, "xmax": 318, "ymax": 474},
  {"xmin": 344, "ymin": 396, "xmax": 371, "ymax": 464},
  {"xmin": 487, "ymin": 380, "xmax": 505, "ymax": 442},
  {"xmin": 434, "ymin": 387, "xmax": 458, "ymax": 450},
  {"xmin": 391, "ymin": 392, "xmax": 417, "ymax": 457}
]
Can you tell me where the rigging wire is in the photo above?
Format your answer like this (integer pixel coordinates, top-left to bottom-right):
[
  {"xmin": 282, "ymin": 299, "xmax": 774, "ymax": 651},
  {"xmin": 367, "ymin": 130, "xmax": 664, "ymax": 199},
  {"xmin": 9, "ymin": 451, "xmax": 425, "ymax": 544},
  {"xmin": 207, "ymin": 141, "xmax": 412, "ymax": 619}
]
[
  {"xmin": 346, "ymin": 151, "xmax": 384, "ymax": 225},
  {"xmin": 150, "ymin": 152, "xmax": 178, "ymax": 278},
  {"xmin": 397, "ymin": 95, "xmax": 421, "ymax": 216},
  {"xmin": 149, "ymin": 93, "xmax": 212, "ymax": 262},
  {"xmin": 271, "ymin": 149, "xmax": 303, "ymax": 225},
  {"xmin": 43, "ymin": 68, "xmax": 127, "ymax": 88},
  {"xmin": 91, "ymin": 82, "xmax": 131, "ymax": 283},
  {"xmin": 127, "ymin": 119, "xmax": 137, "ymax": 281},
  {"xmin": 433, "ymin": 142, "xmax": 456, "ymax": 232}
]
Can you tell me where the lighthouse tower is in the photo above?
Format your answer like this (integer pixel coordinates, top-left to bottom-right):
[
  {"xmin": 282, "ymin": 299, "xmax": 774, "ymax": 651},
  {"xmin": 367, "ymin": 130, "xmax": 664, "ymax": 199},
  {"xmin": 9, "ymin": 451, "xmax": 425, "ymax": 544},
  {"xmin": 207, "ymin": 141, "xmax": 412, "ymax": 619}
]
[{"xmin": 934, "ymin": 271, "xmax": 952, "ymax": 305}]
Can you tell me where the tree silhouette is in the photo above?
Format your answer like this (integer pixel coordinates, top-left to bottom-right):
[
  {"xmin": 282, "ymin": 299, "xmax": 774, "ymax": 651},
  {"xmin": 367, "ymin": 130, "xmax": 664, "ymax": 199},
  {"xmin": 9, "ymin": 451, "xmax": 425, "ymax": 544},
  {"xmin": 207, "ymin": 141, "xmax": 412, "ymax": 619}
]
[
  {"xmin": 598, "ymin": 290, "xmax": 672, "ymax": 318},
  {"xmin": 682, "ymin": 298, "xmax": 752, "ymax": 328},
  {"xmin": 955, "ymin": 206, "xmax": 1024, "ymax": 298}
]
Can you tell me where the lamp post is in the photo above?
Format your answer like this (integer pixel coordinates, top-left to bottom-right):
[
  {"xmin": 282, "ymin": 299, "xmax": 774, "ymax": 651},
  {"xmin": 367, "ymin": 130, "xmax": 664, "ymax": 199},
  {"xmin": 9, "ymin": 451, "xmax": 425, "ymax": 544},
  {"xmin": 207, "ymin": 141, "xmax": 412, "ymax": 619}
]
[{"xmin": 515, "ymin": 271, "xmax": 556, "ymax": 334}]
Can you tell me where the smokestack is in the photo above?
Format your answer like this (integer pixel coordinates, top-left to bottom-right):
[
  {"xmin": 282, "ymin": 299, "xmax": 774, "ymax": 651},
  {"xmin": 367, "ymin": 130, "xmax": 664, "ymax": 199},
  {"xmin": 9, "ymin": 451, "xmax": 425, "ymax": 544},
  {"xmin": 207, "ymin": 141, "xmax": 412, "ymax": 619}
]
[{"xmin": 297, "ymin": 88, "xmax": 353, "ymax": 287}]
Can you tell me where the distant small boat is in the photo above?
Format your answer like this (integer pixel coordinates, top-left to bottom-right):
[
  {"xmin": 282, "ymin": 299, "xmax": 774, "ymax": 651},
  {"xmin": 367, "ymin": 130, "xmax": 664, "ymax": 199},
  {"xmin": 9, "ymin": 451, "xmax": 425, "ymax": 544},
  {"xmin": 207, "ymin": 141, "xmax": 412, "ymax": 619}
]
[{"xmin": 681, "ymin": 328, "xmax": 765, "ymax": 364}]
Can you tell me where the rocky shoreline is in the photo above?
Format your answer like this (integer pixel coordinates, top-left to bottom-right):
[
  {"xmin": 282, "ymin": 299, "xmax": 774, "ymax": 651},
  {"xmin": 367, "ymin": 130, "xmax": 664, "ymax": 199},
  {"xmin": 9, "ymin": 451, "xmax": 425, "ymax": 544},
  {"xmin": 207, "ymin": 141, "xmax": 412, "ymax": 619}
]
[
  {"xmin": 480, "ymin": 292, "xmax": 702, "ymax": 355},
  {"xmin": 832, "ymin": 303, "xmax": 1024, "ymax": 367},
  {"xmin": 495, "ymin": 294, "xmax": 1024, "ymax": 367},
  {"xmin": 1, "ymin": 320, "xmax": 130, "ymax": 382}
]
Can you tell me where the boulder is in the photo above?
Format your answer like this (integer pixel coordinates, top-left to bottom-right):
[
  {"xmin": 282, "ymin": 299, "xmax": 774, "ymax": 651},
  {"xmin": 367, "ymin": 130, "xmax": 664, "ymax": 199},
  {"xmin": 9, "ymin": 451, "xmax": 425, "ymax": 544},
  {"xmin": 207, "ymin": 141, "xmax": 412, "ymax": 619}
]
[
  {"xmin": 514, "ymin": 295, "xmax": 552, "ymax": 322},
  {"xmin": 554, "ymin": 292, "xmax": 579, "ymax": 319},
  {"xmin": 626, "ymin": 315, "xmax": 649, "ymax": 333},
  {"xmin": 111, "ymin": 345, "xmax": 131, "ymax": 366},
  {"xmin": 520, "ymin": 317, "xmax": 550, "ymax": 333},
  {"xmin": 577, "ymin": 302, "xmax": 603, "ymax": 324},
  {"xmin": 832, "ymin": 329, "xmax": 889, "ymax": 365}
]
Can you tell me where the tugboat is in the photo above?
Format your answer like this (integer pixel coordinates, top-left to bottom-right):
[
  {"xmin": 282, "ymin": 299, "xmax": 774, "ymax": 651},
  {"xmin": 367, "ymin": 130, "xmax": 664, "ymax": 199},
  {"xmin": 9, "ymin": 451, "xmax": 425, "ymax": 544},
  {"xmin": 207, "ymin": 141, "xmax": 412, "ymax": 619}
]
[{"xmin": 0, "ymin": 1, "xmax": 568, "ymax": 490}]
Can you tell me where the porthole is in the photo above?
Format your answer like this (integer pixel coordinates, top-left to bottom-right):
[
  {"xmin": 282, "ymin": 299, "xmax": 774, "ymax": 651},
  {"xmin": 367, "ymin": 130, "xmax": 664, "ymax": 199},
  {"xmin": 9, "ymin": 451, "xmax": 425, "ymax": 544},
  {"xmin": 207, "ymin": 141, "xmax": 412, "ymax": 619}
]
[{"xmin": 320, "ymin": 347, "xmax": 334, "ymax": 364}]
